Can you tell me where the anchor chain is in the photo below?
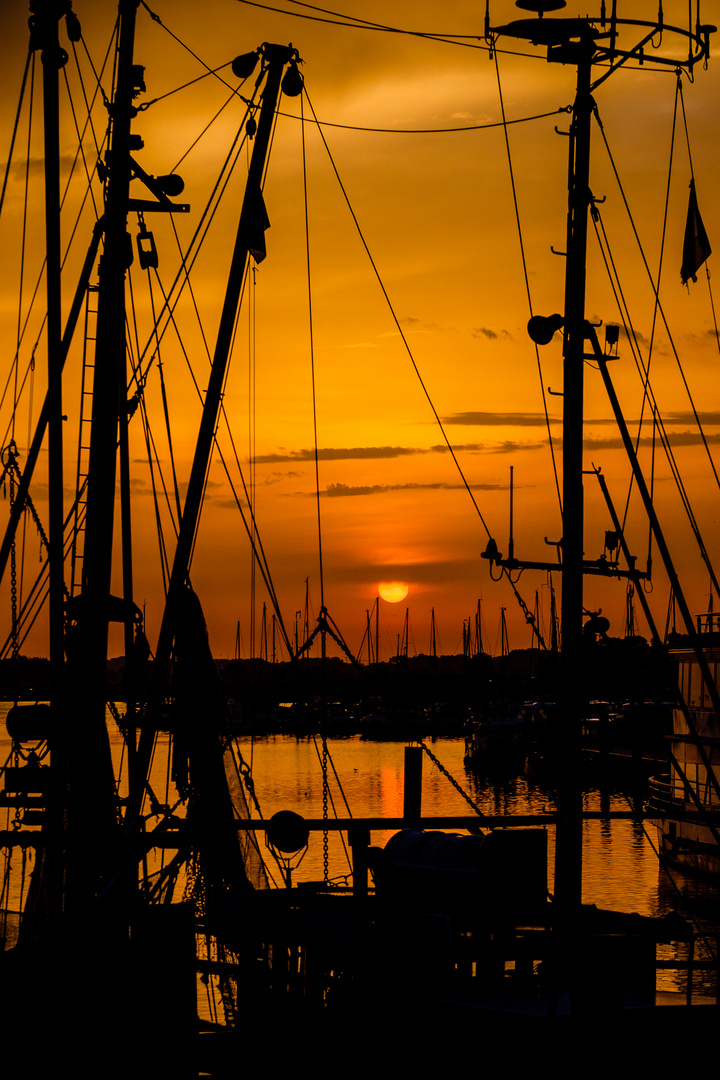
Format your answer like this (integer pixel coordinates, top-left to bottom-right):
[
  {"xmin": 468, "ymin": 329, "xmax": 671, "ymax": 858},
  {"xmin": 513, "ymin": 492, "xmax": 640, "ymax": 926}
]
[
  {"xmin": 321, "ymin": 731, "xmax": 329, "ymax": 884},
  {"xmin": 419, "ymin": 740, "xmax": 486, "ymax": 820}
]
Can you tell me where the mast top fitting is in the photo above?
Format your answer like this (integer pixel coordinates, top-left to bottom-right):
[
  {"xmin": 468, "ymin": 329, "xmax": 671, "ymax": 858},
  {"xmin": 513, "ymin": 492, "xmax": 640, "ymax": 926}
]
[{"xmin": 515, "ymin": 0, "xmax": 566, "ymax": 14}]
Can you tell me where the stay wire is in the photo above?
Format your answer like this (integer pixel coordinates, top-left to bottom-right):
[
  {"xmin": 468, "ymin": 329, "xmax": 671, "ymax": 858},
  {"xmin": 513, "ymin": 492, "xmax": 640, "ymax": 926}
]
[
  {"xmin": 594, "ymin": 107, "xmax": 720, "ymax": 499},
  {"xmin": 276, "ymin": 106, "xmax": 572, "ymax": 136},
  {"xmin": 493, "ymin": 50, "xmax": 562, "ymax": 518},
  {"xmin": 678, "ymin": 77, "xmax": 720, "ymax": 357},
  {"xmin": 127, "ymin": 88, "xmax": 258, "ymax": 396},
  {"xmin": 139, "ymin": 1, "xmax": 248, "ymax": 98},
  {"xmin": 0, "ymin": 51, "xmax": 31, "ymax": 221},
  {"xmin": 302, "ymin": 88, "xmax": 493, "ymax": 541},
  {"xmin": 591, "ymin": 209, "xmax": 720, "ymax": 600},
  {"xmin": 301, "ymin": 93, "xmax": 325, "ymax": 610},
  {"xmin": 14, "ymin": 55, "xmax": 36, "ymax": 444},
  {"xmin": 616, "ymin": 77, "xmax": 680, "ymax": 539},
  {"xmin": 236, "ymin": 0, "xmax": 487, "ymax": 47}
]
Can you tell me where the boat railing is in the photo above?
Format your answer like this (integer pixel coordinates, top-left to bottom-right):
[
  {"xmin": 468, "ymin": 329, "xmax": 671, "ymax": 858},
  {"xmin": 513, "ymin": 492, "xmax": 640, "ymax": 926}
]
[
  {"xmin": 696, "ymin": 611, "xmax": 720, "ymax": 635},
  {"xmin": 647, "ymin": 775, "xmax": 683, "ymax": 814}
]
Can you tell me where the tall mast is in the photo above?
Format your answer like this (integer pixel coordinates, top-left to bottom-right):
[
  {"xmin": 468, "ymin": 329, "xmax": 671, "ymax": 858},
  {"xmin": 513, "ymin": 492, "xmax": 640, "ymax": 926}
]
[
  {"xmin": 65, "ymin": 0, "xmax": 142, "ymax": 911},
  {"xmin": 33, "ymin": 1, "xmax": 67, "ymax": 692},
  {"xmin": 554, "ymin": 35, "xmax": 594, "ymax": 914},
  {"xmin": 485, "ymin": 2, "xmax": 715, "ymax": 914},
  {"xmin": 151, "ymin": 43, "xmax": 300, "ymax": 702}
]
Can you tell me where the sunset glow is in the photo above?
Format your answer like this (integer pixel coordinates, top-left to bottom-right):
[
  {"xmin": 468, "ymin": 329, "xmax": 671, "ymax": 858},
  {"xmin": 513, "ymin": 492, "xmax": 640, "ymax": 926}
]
[{"xmin": 0, "ymin": 1, "xmax": 719, "ymax": 662}]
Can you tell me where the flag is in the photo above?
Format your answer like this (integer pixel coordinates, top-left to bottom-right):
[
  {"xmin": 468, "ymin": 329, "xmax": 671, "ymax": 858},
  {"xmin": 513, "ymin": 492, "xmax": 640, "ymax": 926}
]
[
  {"xmin": 681, "ymin": 179, "xmax": 711, "ymax": 285},
  {"xmin": 247, "ymin": 186, "xmax": 270, "ymax": 263}
]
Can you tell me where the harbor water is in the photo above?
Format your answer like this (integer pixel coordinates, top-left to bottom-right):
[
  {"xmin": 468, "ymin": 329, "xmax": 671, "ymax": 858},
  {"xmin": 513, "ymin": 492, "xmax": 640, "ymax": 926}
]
[{"xmin": 1, "ymin": 707, "xmax": 718, "ymax": 1002}]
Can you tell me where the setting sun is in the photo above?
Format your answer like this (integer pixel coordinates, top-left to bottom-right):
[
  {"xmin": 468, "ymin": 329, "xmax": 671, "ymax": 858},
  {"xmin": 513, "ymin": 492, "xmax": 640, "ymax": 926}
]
[{"xmin": 378, "ymin": 581, "xmax": 410, "ymax": 604}]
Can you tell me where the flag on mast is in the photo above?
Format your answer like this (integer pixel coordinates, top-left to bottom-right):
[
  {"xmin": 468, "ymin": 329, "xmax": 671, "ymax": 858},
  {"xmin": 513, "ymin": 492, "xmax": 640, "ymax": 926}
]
[{"xmin": 680, "ymin": 179, "xmax": 711, "ymax": 285}]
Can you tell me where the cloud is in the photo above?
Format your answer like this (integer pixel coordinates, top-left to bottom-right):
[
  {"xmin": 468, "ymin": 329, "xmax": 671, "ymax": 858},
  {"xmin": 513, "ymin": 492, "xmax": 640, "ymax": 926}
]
[
  {"xmin": 322, "ymin": 480, "xmax": 505, "ymax": 498},
  {"xmin": 398, "ymin": 316, "xmax": 444, "ymax": 333},
  {"xmin": 262, "ymin": 470, "xmax": 301, "ymax": 485},
  {"xmin": 337, "ymin": 342, "xmax": 378, "ymax": 349},
  {"xmin": 584, "ymin": 430, "xmax": 720, "ymax": 450},
  {"xmin": 255, "ymin": 446, "xmax": 427, "ymax": 463},
  {"xmin": 441, "ymin": 411, "xmax": 555, "ymax": 427},
  {"xmin": 471, "ymin": 327, "xmax": 511, "ymax": 341}
]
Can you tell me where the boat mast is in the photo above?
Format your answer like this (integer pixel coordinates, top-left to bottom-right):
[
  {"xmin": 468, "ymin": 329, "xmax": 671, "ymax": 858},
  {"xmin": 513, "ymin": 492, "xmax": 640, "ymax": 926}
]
[
  {"xmin": 32, "ymin": 1, "xmax": 68, "ymax": 693},
  {"xmin": 485, "ymin": 1, "xmax": 715, "ymax": 913},
  {"xmin": 555, "ymin": 30, "xmax": 594, "ymax": 914},
  {"xmin": 151, "ymin": 43, "xmax": 300, "ymax": 704}
]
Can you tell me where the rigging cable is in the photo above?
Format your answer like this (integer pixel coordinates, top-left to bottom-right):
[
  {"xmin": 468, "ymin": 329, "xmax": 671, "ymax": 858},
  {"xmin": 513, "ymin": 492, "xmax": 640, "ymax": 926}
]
[
  {"xmin": 276, "ymin": 106, "xmax": 573, "ymax": 136},
  {"xmin": 591, "ymin": 111, "xmax": 720, "ymax": 598},
  {"xmin": 301, "ymin": 92, "xmax": 325, "ymax": 614},
  {"xmin": 493, "ymin": 51, "xmax": 562, "ymax": 517},
  {"xmin": 133, "ymin": 115, "xmax": 295, "ymax": 655},
  {"xmin": 302, "ymin": 85, "xmax": 549, "ymax": 647},
  {"xmin": 594, "ymin": 106, "xmax": 720, "ymax": 498},
  {"xmin": 0, "ymin": 52, "xmax": 31, "ymax": 221},
  {"xmin": 235, "ymin": 0, "xmax": 490, "ymax": 46},
  {"xmin": 591, "ymin": 207, "xmax": 720, "ymax": 602},
  {"xmin": 678, "ymin": 75, "xmax": 720, "ymax": 358},
  {"xmin": 302, "ymin": 88, "xmax": 493, "ymax": 540}
]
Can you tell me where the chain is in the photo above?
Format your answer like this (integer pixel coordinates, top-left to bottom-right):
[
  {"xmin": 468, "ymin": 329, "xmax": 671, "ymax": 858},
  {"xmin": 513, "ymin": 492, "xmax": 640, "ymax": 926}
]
[
  {"xmin": 321, "ymin": 731, "xmax": 329, "ymax": 884},
  {"xmin": 419, "ymin": 740, "xmax": 487, "ymax": 820},
  {"xmin": 237, "ymin": 757, "xmax": 263, "ymax": 817},
  {"xmin": 9, "ymin": 463, "xmax": 19, "ymax": 662}
]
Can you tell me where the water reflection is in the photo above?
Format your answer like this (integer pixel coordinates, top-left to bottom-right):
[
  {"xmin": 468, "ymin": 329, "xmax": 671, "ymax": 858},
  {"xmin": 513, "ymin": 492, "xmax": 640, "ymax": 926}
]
[{"xmin": 236, "ymin": 734, "xmax": 718, "ymax": 997}]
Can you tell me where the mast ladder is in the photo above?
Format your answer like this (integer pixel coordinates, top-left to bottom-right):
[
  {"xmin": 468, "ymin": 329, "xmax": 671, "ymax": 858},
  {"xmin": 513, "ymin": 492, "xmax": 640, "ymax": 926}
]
[{"xmin": 69, "ymin": 282, "xmax": 99, "ymax": 598}]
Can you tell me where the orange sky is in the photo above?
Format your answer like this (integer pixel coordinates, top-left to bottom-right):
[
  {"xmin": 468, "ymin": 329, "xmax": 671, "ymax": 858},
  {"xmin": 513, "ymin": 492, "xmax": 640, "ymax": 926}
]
[{"xmin": 1, "ymin": 1, "xmax": 719, "ymax": 664}]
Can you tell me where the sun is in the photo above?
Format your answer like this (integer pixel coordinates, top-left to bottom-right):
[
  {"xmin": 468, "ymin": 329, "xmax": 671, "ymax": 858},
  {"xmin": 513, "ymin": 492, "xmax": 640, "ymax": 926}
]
[{"xmin": 378, "ymin": 581, "xmax": 410, "ymax": 604}]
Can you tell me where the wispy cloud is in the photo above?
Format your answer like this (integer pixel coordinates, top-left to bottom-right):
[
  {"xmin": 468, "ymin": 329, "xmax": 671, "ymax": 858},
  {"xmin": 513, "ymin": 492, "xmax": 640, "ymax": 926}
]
[
  {"xmin": 471, "ymin": 327, "xmax": 511, "ymax": 341},
  {"xmin": 255, "ymin": 446, "xmax": 427, "ymax": 463},
  {"xmin": 321, "ymin": 480, "xmax": 505, "ymax": 498},
  {"xmin": 441, "ymin": 411, "xmax": 555, "ymax": 427},
  {"xmin": 585, "ymin": 430, "xmax": 720, "ymax": 450}
]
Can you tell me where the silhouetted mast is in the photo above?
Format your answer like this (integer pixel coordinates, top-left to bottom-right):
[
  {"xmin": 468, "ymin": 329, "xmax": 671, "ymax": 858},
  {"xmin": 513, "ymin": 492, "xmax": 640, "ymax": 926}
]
[{"xmin": 484, "ymin": 0, "xmax": 715, "ymax": 913}]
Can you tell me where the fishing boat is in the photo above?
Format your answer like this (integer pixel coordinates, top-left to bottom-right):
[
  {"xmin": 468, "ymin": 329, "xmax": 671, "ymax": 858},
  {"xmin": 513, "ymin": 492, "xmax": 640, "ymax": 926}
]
[
  {"xmin": 647, "ymin": 613, "xmax": 720, "ymax": 875},
  {"xmin": 1, "ymin": 1, "xmax": 719, "ymax": 1074}
]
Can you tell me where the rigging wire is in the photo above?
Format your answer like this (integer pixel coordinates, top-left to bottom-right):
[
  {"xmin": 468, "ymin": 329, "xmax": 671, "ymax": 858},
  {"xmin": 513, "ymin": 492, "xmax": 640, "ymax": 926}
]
[
  {"xmin": 139, "ymin": 1, "xmax": 252, "ymax": 98},
  {"xmin": 493, "ymin": 50, "xmax": 562, "ymax": 518},
  {"xmin": 275, "ymin": 106, "xmax": 573, "ymax": 136},
  {"xmin": 594, "ymin": 107, "xmax": 720, "ymax": 499},
  {"xmin": 301, "ymin": 87, "xmax": 493, "ymax": 540},
  {"xmin": 590, "ymin": 109, "xmax": 720, "ymax": 598},
  {"xmin": 235, "ymin": 0, "xmax": 489, "ymax": 45},
  {"xmin": 591, "ymin": 208, "xmax": 720, "ymax": 602},
  {"xmin": 678, "ymin": 76, "xmax": 720, "ymax": 357},
  {"xmin": 0, "ymin": 52, "xmax": 31, "ymax": 222},
  {"xmin": 114, "ymin": 72, "xmax": 296, "ymax": 658},
  {"xmin": 616, "ymin": 75, "xmax": 681, "ymax": 559},
  {"xmin": 301, "ymin": 93, "xmax": 325, "ymax": 612}
]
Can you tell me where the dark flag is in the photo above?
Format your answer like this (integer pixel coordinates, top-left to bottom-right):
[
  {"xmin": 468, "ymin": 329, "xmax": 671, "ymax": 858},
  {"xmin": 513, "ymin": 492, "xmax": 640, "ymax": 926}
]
[
  {"xmin": 681, "ymin": 179, "xmax": 711, "ymax": 285},
  {"xmin": 247, "ymin": 186, "xmax": 270, "ymax": 263}
]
